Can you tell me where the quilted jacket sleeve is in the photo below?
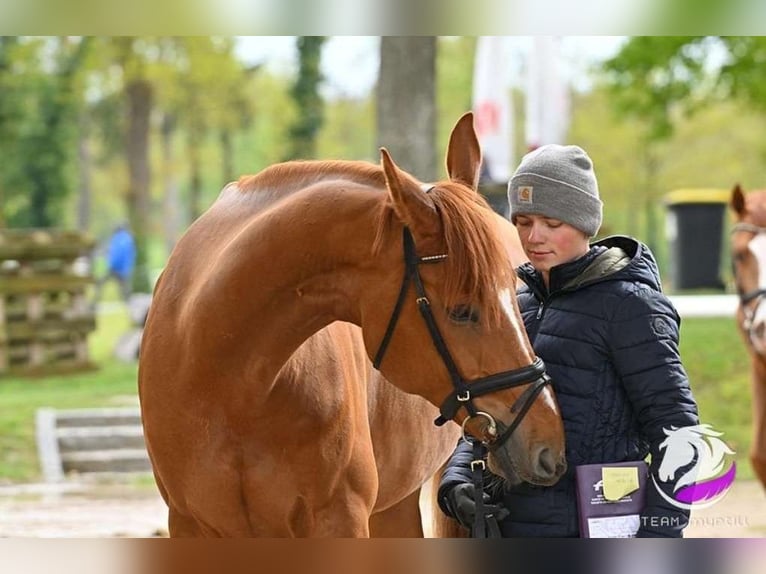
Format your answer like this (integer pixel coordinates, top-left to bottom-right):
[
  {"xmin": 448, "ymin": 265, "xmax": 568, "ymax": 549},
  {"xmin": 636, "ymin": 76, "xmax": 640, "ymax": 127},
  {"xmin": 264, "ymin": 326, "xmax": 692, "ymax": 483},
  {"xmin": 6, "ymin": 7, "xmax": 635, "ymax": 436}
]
[{"xmin": 608, "ymin": 287, "xmax": 700, "ymax": 537}]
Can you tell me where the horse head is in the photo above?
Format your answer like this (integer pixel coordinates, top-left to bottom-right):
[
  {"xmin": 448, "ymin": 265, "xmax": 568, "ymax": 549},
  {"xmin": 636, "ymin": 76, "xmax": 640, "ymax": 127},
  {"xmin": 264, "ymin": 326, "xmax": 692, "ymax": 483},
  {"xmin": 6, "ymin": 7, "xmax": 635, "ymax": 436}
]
[
  {"xmin": 361, "ymin": 112, "xmax": 566, "ymax": 487},
  {"xmin": 730, "ymin": 184, "xmax": 766, "ymax": 356}
]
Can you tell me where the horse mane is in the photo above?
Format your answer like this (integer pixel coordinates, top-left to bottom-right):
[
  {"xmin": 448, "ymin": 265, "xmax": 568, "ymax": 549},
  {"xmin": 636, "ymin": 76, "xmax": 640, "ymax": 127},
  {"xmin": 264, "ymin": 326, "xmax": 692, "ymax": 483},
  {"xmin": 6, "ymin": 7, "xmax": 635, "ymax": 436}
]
[
  {"xmin": 374, "ymin": 180, "xmax": 515, "ymax": 328},
  {"xmin": 237, "ymin": 160, "xmax": 386, "ymax": 197}
]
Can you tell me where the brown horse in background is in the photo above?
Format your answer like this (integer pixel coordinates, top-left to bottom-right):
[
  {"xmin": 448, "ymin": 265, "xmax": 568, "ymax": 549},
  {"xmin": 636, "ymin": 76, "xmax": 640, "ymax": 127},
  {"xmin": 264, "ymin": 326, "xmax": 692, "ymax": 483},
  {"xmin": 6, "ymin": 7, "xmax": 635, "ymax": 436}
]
[
  {"xmin": 729, "ymin": 183, "xmax": 766, "ymax": 490},
  {"xmin": 138, "ymin": 112, "xmax": 566, "ymax": 537}
]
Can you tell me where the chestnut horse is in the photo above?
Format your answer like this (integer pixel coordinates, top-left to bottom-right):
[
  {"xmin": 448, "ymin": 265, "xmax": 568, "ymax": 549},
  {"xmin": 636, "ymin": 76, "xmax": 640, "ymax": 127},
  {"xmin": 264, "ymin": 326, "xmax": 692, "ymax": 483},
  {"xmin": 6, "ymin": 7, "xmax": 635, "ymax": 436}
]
[
  {"xmin": 138, "ymin": 113, "xmax": 567, "ymax": 537},
  {"xmin": 729, "ymin": 184, "xmax": 766, "ymax": 491}
]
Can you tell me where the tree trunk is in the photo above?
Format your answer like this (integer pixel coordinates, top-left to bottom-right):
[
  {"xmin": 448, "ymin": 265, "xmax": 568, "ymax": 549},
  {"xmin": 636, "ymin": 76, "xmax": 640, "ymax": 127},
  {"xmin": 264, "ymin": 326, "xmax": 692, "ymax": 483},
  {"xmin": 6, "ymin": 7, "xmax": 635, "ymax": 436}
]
[
  {"xmin": 220, "ymin": 128, "xmax": 235, "ymax": 184},
  {"xmin": 286, "ymin": 36, "xmax": 325, "ymax": 161},
  {"xmin": 642, "ymin": 144, "xmax": 660, "ymax": 257},
  {"xmin": 187, "ymin": 127, "xmax": 203, "ymax": 222},
  {"xmin": 377, "ymin": 37, "xmax": 437, "ymax": 181},
  {"xmin": 76, "ymin": 111, "xmax": 92, "ymax": 232},
  {"xmin": 161, "ymin": 113, "xmax": 182, "ymax": 257},
  {"xmin": 125, "ymin": 78, "xmax": 153, "ymax": 294}
]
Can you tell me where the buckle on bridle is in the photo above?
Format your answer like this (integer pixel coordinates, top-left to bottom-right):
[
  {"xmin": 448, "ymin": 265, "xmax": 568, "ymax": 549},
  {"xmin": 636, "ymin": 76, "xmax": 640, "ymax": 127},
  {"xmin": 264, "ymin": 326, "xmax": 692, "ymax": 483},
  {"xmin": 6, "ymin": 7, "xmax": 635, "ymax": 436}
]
[{"xmin": 470, "ymin": 459, "xmax": 486, "ymax": 471}]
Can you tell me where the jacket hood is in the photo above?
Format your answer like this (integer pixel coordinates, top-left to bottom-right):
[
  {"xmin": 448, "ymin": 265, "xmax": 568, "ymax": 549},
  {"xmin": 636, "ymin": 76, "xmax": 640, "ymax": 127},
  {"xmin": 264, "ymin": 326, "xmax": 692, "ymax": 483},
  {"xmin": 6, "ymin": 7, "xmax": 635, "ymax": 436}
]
[{"xmin": 593, "ymin": 235, "xmax": 663, "ymax": 292}]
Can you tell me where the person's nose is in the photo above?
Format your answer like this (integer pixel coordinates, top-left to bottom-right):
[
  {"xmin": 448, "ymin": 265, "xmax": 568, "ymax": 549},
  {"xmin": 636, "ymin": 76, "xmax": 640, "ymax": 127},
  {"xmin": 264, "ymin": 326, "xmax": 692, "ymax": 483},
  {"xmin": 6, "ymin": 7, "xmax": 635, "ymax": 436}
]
[{"xmin": 527, "ymin": 222, "xmax": 545, "ymax": 243}]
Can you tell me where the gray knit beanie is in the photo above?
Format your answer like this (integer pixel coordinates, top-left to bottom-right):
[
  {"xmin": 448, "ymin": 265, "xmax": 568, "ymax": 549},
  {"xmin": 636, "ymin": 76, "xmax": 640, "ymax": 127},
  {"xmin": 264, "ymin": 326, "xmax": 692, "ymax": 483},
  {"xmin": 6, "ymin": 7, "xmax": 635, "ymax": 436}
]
[{"xmin": 508, "ymin": 144, "xmax": 603, "ymax": 237}]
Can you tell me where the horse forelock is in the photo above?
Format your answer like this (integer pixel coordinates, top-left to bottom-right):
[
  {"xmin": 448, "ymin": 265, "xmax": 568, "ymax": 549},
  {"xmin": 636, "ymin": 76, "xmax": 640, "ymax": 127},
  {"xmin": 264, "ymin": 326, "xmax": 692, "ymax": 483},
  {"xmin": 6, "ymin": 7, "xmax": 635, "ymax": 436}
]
[
  {"xmin": 374, "ymin": 181, "xmax": 514, "ymax": 327},
  {"xmin": 434, "ymin": 182, "xmax": 515, "ymax": 326}
]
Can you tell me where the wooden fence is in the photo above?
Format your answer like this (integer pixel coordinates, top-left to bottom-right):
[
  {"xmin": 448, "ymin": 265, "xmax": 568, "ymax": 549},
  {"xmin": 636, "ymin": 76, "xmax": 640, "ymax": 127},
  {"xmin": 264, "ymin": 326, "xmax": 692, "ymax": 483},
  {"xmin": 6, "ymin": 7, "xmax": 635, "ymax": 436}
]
[{"xmin": 0, "ymin": 229, "xmax": 97, "ymax": 377}]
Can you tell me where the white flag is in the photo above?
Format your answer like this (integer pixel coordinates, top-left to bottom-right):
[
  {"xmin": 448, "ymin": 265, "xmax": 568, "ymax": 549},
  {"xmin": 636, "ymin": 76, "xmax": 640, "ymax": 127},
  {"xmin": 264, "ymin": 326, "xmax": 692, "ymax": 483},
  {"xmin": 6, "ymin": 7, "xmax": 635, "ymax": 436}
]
[
  {"xmin": 525, "ymin": 36, "xmax": 571, "ymax": 151},
  {"xmin": 472, "ymin": 36, "xmax": 513, "ymax": 184}
]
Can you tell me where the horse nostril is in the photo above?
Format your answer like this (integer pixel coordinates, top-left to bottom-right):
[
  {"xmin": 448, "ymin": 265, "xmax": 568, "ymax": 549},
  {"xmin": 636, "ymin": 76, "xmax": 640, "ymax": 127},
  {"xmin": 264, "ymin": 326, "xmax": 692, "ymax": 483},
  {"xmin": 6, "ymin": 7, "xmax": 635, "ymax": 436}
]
[
  {"xmin": 536, "ymin": 447, "xmax": 558, "ymax": 478},
  {"xmin": 755, "ymin": 321, "xmax": 766, "ymax": 340}
]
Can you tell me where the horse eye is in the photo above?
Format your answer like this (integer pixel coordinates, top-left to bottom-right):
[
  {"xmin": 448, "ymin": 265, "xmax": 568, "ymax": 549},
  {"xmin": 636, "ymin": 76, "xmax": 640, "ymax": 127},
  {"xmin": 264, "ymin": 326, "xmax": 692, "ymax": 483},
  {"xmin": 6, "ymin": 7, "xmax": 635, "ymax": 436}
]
[{"xmin": 448, "ymin": 305, "xmax": 480, "ymax": 324}]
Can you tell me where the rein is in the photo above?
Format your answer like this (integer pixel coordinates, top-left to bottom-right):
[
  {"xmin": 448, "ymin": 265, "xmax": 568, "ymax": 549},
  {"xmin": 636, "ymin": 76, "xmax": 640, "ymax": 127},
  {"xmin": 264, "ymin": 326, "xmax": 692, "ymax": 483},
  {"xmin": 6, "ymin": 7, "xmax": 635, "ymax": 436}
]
[{"xmin": 373, "ymin": 226, "xmax": 551, "ymax": 450}]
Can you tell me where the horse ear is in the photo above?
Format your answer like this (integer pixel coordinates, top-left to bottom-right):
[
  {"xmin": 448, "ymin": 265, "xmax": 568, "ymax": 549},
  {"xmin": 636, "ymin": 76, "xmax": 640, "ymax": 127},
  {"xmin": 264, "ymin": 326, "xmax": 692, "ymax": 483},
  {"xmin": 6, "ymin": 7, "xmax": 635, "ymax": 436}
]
[
  {"xmin": 445, "ymin": 112, "xmax": 482, "ymax": 192},
  {"xmin": 380, "ymin": 147, "xmax": 440, "ymax": 237},
  {"xmin": 731, "ymin": 183, "xmax": 747, "ymax": 216}
]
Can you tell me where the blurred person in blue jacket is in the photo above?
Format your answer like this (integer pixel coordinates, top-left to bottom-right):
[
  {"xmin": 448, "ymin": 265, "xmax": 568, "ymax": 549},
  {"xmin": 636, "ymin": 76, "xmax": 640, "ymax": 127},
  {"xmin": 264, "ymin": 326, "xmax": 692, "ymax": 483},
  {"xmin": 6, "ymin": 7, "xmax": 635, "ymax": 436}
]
[{"xmin": 94, "ymin": 223, "xmax": 136, "ymax": 303}]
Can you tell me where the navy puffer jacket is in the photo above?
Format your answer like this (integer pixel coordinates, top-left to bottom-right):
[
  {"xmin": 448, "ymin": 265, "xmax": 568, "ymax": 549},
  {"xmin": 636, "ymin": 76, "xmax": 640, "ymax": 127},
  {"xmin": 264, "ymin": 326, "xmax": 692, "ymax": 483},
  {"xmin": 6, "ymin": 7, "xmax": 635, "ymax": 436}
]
[{"xmin": 439, "ymin": 235, "xmax": 699, "ymax": 537}]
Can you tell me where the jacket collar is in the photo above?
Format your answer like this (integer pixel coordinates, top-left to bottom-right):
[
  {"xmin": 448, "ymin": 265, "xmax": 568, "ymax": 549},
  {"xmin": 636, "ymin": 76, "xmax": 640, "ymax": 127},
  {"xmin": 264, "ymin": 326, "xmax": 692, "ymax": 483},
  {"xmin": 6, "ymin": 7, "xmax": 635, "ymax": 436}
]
[{"xmin": 516, "ymin": 235, "xmax": 654, "ymax": 296}]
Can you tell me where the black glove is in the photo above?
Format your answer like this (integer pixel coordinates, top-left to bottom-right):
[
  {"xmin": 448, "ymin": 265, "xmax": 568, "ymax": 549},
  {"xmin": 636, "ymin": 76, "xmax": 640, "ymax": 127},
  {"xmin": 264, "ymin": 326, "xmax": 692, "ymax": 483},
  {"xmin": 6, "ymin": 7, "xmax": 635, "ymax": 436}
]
[{"xmin": 445, "ymin": 482, "xmax": 509, "ymax": 530}]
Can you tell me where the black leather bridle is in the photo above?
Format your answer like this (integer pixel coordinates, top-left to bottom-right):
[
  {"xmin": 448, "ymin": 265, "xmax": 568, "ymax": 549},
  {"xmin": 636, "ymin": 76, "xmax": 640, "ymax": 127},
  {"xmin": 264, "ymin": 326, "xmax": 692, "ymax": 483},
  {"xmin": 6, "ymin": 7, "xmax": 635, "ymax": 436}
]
[
  {"xmin": 372, "ymin": 225, "xmax": 552, "ymax": 450},
  {"xmin": 732, "ymin": 222, "xmax": 766, "ymax": 347}
]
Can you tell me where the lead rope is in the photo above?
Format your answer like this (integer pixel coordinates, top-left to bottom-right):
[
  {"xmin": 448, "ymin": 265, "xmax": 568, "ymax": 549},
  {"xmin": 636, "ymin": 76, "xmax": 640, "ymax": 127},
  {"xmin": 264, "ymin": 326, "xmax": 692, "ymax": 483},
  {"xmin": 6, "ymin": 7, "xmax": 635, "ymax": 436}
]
[{"xmin": 470, "ymin": 441, "xmax": 502, "ymax": 538}]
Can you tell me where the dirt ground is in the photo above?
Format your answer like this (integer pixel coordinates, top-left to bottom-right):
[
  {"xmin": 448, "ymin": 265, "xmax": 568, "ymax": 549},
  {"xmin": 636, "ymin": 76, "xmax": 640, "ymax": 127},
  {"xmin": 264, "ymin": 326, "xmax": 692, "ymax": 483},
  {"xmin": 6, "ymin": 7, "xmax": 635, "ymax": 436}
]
[{"xmin": 0, "ymin": 477, "xmax": 764, "ymax": 538}]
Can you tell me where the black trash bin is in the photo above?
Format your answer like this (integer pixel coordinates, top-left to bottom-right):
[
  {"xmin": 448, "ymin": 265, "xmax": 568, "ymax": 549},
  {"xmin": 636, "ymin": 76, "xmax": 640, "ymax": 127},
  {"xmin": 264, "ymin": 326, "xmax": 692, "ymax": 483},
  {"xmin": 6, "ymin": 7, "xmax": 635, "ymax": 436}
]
[
  {"xmin": 665, "ymin": 188, "xmax": 729, "ymax": 291},
  {"xmin": 479, "ymin": 182, "xmax": 510, "ymax": 219}
]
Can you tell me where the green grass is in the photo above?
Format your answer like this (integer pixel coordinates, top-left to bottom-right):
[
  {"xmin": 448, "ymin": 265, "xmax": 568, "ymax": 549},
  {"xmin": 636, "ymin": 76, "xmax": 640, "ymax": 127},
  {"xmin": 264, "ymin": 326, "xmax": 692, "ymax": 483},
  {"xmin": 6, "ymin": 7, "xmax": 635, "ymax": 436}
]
[
  {"xmin": 679, "ymin": 316, "xmax": 754, "ymax": 480},
  {"xmin": 0, "ymin": 306, "xmax": 139, "ymax": 483},
  {"xmin": 0, "ymin": 313, "xmax": 759, "ymax": 484}
]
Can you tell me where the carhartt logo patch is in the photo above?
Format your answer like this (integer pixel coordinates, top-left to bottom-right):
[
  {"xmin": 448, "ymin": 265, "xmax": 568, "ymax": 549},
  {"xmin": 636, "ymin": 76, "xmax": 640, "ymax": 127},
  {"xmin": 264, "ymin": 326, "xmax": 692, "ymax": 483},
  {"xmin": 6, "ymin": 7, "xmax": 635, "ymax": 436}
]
[{"xmin": 517, "ymin": 186, "xmax": 533, "ymax": 203}]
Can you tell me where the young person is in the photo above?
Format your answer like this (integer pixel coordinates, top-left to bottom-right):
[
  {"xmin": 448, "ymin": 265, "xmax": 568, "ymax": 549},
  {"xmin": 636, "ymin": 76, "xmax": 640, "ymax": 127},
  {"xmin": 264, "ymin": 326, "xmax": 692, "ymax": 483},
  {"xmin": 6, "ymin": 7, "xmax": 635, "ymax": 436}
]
[{"xmin": 438, "ymin": 144, "xmax": 700, "ymax": 537}]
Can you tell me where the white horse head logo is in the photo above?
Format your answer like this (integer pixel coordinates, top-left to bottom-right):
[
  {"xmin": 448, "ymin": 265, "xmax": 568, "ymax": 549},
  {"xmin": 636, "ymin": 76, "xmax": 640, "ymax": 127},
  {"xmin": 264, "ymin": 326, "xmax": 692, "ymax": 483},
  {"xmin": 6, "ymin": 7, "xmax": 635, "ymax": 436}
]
[{"xmin": 657, "ymin": 424, "xmax": 735, "ymax": 498}]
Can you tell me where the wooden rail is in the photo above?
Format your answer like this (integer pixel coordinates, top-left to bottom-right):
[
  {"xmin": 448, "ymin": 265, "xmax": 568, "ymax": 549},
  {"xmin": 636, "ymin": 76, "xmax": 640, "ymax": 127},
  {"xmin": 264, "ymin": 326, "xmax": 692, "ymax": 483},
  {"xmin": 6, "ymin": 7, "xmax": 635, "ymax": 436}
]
[{"xmin": 0, "ymin": 229, "xmax": 97, "ymax": 377}]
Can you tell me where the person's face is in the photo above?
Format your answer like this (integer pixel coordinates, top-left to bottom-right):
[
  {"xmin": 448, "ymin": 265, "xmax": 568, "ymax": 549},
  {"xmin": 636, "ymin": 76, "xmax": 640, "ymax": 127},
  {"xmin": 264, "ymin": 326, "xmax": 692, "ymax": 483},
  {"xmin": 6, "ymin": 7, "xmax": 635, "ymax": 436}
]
[{"xmin": 514, "ymin": 214, "xmax": 591, "ymax": 276}]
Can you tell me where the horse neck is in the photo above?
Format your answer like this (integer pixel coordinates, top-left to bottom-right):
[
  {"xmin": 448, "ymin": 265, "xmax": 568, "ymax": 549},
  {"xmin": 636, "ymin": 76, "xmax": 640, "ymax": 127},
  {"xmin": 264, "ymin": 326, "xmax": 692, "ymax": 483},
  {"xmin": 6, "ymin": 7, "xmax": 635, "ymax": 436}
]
[{"xmin": 199, "ymin": 183, "xmax": 386, "ymax": 379}]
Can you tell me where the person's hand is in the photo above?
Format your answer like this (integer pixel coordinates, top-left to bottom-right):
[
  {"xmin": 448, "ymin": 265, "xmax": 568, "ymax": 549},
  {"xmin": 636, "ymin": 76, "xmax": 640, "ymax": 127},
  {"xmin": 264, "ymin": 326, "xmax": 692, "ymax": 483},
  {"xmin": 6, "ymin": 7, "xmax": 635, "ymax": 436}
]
[{"xmin": 446, "ymin": 483, "xmax": 509, "ymax": 529}]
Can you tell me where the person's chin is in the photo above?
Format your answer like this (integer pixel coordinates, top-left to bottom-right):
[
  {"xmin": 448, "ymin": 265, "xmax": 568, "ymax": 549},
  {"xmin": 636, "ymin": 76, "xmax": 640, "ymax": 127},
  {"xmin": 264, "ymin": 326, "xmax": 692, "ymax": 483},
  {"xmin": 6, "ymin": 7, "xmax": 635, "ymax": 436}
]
[{"xmin": 528, "ymin": 252, "xmax": 552, "ymax": 265}]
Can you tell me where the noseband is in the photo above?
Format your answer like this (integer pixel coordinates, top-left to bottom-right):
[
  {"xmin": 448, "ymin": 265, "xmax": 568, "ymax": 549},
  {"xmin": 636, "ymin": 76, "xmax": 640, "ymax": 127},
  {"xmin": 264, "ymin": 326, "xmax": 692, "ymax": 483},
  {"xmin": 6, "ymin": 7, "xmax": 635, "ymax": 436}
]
[
  {"xmin": 373, "ymin": 226, "xmax": 552, "ymax": 449},
  {"xmin": 731, "ymin": 222, "xmax": 766, "ymax": 346}
]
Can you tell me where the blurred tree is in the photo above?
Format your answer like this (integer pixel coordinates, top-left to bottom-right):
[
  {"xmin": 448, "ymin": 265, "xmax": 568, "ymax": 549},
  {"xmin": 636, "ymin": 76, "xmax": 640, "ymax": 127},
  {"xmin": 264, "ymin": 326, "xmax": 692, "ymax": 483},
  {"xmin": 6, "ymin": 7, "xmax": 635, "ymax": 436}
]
[
  {"xmin": 285, "ymin": 36, "xmax": 325, "ymax": 160},
  {"xmin": 235, "ymin": 71, "xmax": 295, "ymax": 169},
  {"xmin": 27, "ymin": 37, "xmax": 91, "ymax": 228},
  {"xmin": 111, "ymin": 37, "xmax": 155, "ymax": 294},
  {"xmin": 436, "ymin": 37, "xmax": 475, "ymax": 164},
  {"xmin": 0, "ymin": 37, "xmax": 90, "ymax": 228},
  {"xmin": 717, "ymin": 37, "xmax": 766, "ymax": 116},
  {"xmin": 76, "ymin": 107, "xmax": 93, "ymax": 232},
  {"xmin": 599, "ymin": 36, "xmax": 711, "ymax": 255},
  {"xmin": 151, "ymin": 37, "xmax": 255, "ymax": 241},
  {"xmin": 0, "ymin": 36, "xmax": 23, "ymax": 227},
  {"xmin": 378, "ymin": 37, "xmax": 437, "ymax": 181}
]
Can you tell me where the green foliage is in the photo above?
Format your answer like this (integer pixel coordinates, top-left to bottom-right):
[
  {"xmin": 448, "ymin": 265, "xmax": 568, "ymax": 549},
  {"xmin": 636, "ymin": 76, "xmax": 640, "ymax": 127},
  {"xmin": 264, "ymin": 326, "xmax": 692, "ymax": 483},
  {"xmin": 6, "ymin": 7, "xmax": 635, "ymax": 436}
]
[
  {"xmin": 0, "ymin": 307, "xmax": 137, "ymax": 482},
  {"xmin": 316, "ymin": 98, "xmax": 375, "ymax": 161},
  {"xmin": 285, "ymin": 37, "xmax": 325, "ymax": 160},
  {"xmin": 25, "ymin": 38, "xmax": 92, "ymax": 227},
  {"xmin": 679, "ymin": 317, "xmax": 754, "ymax": 480},
  {"xmin": 436, "ymin": 36, "xmax": 475, "ymax": 170},
  {"xmin": 718, "ymin": 37, "xmax": 766, "ymax": 111},
  {"xmin": 1, "ymin": 37, "xmax": 91, "ymax": 227},
  {"xmin": 569, "ymin": 85, "xmax": 766, "ymax": 280},
  {"xmin": 600, "ymin": 36, "xmax": 710, "ymax": 142},
  {"xmin": 5, "ymin": 34, "xmax": 766, "ymax": 282}
]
